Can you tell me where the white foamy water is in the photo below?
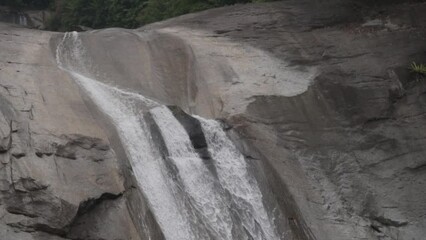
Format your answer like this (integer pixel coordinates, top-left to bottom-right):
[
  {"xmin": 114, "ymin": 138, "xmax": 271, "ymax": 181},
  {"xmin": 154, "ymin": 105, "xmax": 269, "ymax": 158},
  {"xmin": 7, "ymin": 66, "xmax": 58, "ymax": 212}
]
[
  {"xmin": 18, "ymin": 14, "xmax": 27, "ymax": 26},
  {"xmin": 150, "ymin": 106, "xmax": 233, "ymax": 240},
  {"xmin": 56, "ymin": 31, "xmax": 281, "ymax": 240},
  {"xmin": 197, "ymin": 117, "xmax": 279, "ymax": 240},
  {"xmin": 56, "ymin": 32, "xmax": 196, "ymax": 240}
]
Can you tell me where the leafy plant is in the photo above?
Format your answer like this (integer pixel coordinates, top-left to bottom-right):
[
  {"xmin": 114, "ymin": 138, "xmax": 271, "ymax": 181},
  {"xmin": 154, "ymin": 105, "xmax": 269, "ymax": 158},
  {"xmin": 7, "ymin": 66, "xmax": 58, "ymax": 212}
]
[
  {"xmin": 410, "ymin": 62, "xmax": 426, "ymax": 75},
  {"xmin": 409, "ymin": 62, "xmax": 426, "ymax": 82},
  {"xmin": 1, "ymin": 0, "xmax": 53, "ymax": 9}
]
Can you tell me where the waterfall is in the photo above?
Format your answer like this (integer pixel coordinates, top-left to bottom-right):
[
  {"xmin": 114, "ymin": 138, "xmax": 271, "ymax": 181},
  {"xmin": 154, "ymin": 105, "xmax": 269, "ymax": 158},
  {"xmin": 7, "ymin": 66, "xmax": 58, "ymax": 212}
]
[
  {"xmin": 197, "ymin": 118, "xmax": 279, "ymax": 240},
  {"xmin": 18, "ymin": 14, "xmax": 27, "ymax": 26},
  {"xmin": 150, "ymin": 106, "xmax": 234, "ymax": 239},
  {"xmin": 56, "ymin": 31, "xmax": 280, "ymax": 240}
]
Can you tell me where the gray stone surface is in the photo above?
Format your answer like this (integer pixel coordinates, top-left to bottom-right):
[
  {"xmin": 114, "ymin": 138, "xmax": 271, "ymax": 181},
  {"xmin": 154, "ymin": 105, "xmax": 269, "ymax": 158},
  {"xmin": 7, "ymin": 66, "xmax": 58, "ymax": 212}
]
[
  {"xmin": 146, "ymin": 2, "xmax": 426, "ymax": 239},
  {"xmin": 0, "ymin": 24, "xmax": 141, "ymax": 240},
  {"xmin": 1, "ymin": 0, "xmax": 426, "ymax": 239}
]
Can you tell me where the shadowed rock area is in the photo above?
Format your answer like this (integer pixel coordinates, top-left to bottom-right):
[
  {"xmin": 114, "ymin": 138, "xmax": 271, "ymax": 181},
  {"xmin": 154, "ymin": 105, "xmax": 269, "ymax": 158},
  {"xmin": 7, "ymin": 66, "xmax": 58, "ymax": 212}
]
[
  {"xmin": 0, "ymin": 6, "xmax": 50, "ymax": 29},
  {"xmin": 1, "ymin": 0, "xmax": 426, "ymax": 239}
]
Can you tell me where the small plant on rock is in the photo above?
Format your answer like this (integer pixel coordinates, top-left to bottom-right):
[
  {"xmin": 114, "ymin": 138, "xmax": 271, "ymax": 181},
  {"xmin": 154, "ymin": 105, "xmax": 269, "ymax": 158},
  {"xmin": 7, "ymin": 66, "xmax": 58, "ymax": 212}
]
[
  {"xmin": 410, "ymin": 62, "xmax": 426, "ymax": 81},
  {"xmin": 410, "ymin": 62, "xmax": 426, "ymax": 75}
]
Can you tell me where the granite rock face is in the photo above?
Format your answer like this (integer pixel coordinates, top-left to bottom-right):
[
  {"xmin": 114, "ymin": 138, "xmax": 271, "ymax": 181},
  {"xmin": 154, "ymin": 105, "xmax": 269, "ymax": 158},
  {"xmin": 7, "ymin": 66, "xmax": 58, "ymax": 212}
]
[
  {"xmin": 145, "ymin": 2, "xmax": 426, "ymax": 239},
  {"xmin": 1, "ymin": 0, "xmax": 426, "ymax": 239},
  {"xmin": 0, "ymin": 24, "xmax": 141, "ymax": 240}
]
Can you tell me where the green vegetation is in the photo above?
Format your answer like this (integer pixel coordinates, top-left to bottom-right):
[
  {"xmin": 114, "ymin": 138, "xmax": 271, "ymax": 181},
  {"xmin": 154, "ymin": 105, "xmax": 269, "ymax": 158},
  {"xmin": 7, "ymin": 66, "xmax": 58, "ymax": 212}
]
[
  {"xmin": 1, "ymin": 0, "xmax": 274, "ymax": 31},
  {"xmin": 55, "ymin": 0, "xmax": 147, "ymax": 30},
  {"xmin": 139, "ymin": 0, "xmax": 271, "ymax": 25},
  {"xmin": 410, "ymin": 62, "xmax": 426, "ymax": 82},
  {"xmin": 1, "ymin": 0, "xmax": 52, "ymax": 9},
  {"xmin": 410, "ymin": 62, "xmax": 426, "ymax": 75}
]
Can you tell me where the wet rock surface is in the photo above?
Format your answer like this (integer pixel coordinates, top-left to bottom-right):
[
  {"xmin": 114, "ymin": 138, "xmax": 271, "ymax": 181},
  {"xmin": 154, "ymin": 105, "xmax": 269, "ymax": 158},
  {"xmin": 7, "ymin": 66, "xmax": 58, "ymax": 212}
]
[
  {"xmin": 147, "ymin": 1, "xmax": 426, "ymax": 239},
  {"xmin": 1, "ymin": 0, "xmax": 426, "ymax": 239},
  {"xmin": 145, "ymin": 1, "xmax": 426, "ymax": 239}
]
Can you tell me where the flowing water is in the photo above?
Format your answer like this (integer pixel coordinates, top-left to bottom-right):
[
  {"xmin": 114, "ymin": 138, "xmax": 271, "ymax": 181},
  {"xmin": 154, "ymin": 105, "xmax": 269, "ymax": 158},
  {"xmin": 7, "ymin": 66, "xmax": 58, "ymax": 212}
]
[{"xmin": 56, "ymin": 31, "xmax": 281, "ymax": 240}]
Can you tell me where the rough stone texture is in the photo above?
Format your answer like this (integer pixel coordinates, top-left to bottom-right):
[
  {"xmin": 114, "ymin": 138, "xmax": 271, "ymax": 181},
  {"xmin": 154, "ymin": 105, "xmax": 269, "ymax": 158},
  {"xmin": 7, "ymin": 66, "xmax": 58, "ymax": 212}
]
[
  {"xmin": 145, "ymin": 1, "xmax": 426, "ymax": 239},
  {"xmin": 0, "ymin": 23, "xmax": 141, "ymax": 240},
  {"xmin": 144, "ymin": 2, "xmax": 426, "ymax": 239},
  {"xmin": 66, "ymin": 194, "xmax": 141, "ymax": 240},
  {"xmin": 1, "ymin": 0, "xmax": 426, "ymax": 239}
]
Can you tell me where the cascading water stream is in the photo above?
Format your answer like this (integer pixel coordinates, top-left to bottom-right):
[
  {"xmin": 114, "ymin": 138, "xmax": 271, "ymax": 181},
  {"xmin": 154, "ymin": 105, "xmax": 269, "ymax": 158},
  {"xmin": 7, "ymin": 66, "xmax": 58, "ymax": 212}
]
[
  {"xmin": 197, "ymin": 118, "xmax": 279, "ymax": 240},
  {"xmin": 150, "ymin": 106, "xmax": 234, "ymax": 240},
  {"xmin": 55, "ymin": 31, "xmax": 281, "ymax": 240},
  {"xmin": 18, "ymin": 14, "xmax": 27, "ymax": 26},
  {"xmin": 56, "ymin": 32, "xmax": 197, "ymax": 240}
]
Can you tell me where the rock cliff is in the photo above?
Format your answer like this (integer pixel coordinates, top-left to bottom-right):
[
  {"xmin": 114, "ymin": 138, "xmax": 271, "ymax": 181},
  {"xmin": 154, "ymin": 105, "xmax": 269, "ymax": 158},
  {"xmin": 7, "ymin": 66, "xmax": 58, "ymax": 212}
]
[{"xmin": 0, "ymin": 0, "xmax": 425, "ymax": 239}]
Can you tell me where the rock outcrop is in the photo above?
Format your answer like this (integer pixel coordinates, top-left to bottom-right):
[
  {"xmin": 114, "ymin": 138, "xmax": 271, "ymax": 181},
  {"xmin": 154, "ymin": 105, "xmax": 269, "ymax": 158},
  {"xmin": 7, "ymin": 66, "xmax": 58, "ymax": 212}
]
[
  {"xmin": 0, "ymin": 24, "xmax": 141, "ymax": 240},
  {"xmin": 1, "ymin": 0, "xmax": 425, "ymax": 239}
]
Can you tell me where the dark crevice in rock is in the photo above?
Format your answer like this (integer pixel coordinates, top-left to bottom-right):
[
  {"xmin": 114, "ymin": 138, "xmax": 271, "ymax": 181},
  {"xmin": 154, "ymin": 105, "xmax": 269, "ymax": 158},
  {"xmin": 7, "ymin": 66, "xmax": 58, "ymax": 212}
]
[
  {"xmin": 322, "ymin": 52, "xmax": 370, "ymax": 60},
  {"xmin": 373, "ymin": 216, "xmax": 409, "ymax": 227},
  {"xmin": 0, "ymin": 84, "xmax": 12, "ymax": 95},
  {"xmin": 35, "ymin": 150, "xmax": 53, "ymax": 158},
  {"xmin": 9, "ymin": 156, "xmax": 15, "ymax": 191},
  {"xmin": 244, "ymin": 155, "xmax": 260, "ymax": 161},
  {"xmin": 35, "ymin": 151, "xmax": 43, "ymax": 157},
  {"xmin": 6, "ymin": 206, "xmax": 38, "ymax": 218},
  {"xmin": 363, "ymin": 116, "xmax": 393, "ymax": 125},
  {"xmin": 55, "ymin": 145, "xmax": 77, "ymax": 160},
  {"xmin": 65, "ymin": 135, "xmax": 110, "ymax": 151},
  {"xmin": 0, "ymin": 119, "xmax": 12, "ymax": 153},
  {"xmin": 32, "ymin": 224, "xmax": 69, "ymax": 237},
  {"xmin": 407, "ymin": 163, "xmax": 426, "ymax": 172},
  {"xmin": 11, "ymin": 151, "xmax": 26, "ymax": 159},
  {"xmin": 7, "ymin": 221, "xmax": 69, "ymax": 237},
  {"xmin": 214, "ymin": 29, "xmax": 233, "ymax": 34},
  {"xmin": 15, "ymin": 177, "xmax": 49, "ymax": 192},
  {"xmin": 366, "ymin": 149, "xmax": 426, "ymax": 168},
  {"xmin": 63, "ymin": 193, "xmax": 126, "ymax": 238},
  {"xmin": 74, "ymin": 192, "xmax": 123, "ymax": 217},
  {"xmin": 370, "ymin": 224, "xmax": 382, "ymax": 233},
  {"xmin": 53, "ymin": 134, "xmax": 111, "ymax": 160}
]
